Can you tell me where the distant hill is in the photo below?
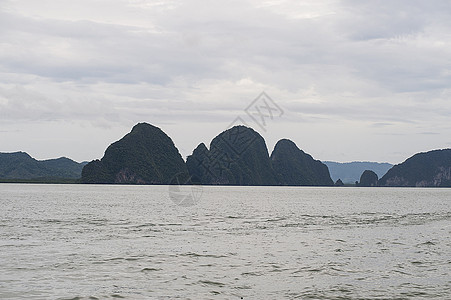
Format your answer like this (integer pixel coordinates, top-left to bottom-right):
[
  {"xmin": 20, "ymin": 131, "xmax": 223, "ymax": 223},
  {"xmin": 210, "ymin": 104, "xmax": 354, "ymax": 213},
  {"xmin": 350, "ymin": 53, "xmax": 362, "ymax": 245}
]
[
  {"xmin": 186, "ymin": 126, "xmax": 277, "ymax": 185},
  {"xmin": 324, "ymin": 161, "xmax": 393, "ymax": 184},
  {"xmin": 379, "ymin": 149, "xmax": 451, "ymax": 187},
  {"xmin": 271, "ymin": 139, "xmax": 333, "ymax": 186},
  {"xmin": 0, "ymin": 152, "xmax": 85, "ymax": 181},
  {"xmin": 81, "ymin": 123, "xmax": 188, "ymax": 184}
]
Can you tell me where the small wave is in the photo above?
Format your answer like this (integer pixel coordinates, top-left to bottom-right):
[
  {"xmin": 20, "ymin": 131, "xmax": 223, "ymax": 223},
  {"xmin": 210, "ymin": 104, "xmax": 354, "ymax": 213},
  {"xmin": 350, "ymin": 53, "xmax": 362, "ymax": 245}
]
[
  {"xmin": 105, "ymin": 257, "xmax": 125, "ymax": 261},
  {"xmin": 265, "ymin": 217, "xmax": 287, "ymax": 222},
  {"xmin": 198, "ymin": 280, "xmax": 226, "ymax": 287},
  {"xmin": 400, "ymin": 290, "xmax": 430, "ymax": 297},
  {"xmin": 269, "ymin": 267, "xmax": 290, "ymax": 273},
  {"xmin": 44, "ymin": 218, "xmax": 65, "ymax": 224},
  {"xmin": 76, "ymin": 217, "xmax": 109, "ymax": 225},
  {"xmin": 391, "ymin": 241, "xmax": 405, "ymax": 245},
  {"xmin": 141, "ymin": 267, "xmax": 162, "ymax": 272},
  {"xmin": 241, "ymin": 271, "xmax": 263, "ymax": 276},
  {"xmin": 180, "ymin": 252, "xmax": 228, "ymax": 258},
  {"xmin": 233, "ymin": 285, "xmax": 252, "ymax": 290},
  {"xmin": 393, "ymin": 269, "xmax": 411, "ymax": 275},
  {"xmin": 132, "ymin": 223, "xmax": 157, "ymax": 228},
  {"xmin": 110, "ymin": 220, "xmax": 132, "ymax": 226},
  {"xmin": 275, "ymin": 211, "xmax": 451, "ymax": 229},
  {"xmin": 292, "ymin": 267, "xmax": 323, "ymax": 273},
  {"xmin": 417, "ymin": 241, "xmax": 436, "ymax": 246},
  {"xmin": 125, "ymin": 257, "xmax": 140, "ymax": 261}
]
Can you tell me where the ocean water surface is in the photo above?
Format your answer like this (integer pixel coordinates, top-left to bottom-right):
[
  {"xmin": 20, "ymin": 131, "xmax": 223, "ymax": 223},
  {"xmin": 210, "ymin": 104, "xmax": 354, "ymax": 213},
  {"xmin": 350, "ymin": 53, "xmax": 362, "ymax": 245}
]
[{"xmin": 0, "ymin": 184, "xmax": 450, "ymax": 299}]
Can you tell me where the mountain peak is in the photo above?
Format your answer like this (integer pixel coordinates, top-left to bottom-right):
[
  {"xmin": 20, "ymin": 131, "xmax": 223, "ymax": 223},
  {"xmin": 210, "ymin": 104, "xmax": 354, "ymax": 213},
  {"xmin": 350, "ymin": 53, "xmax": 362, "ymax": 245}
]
[
  {"xmin": 186, "ymin": 125, "xmax": 276, "ymax": 185},
  {"xmin": 271, "ymin": 139, "xmax": 333, "ymax": 186},
  {"xmin": 81, "ymin": 123, "xmax": 188, "ymax": 184},
  {"xmin": 0, "ymin": 152, "xmax": 83, "ymax": 180},
  {"xmin": 131, "ymin": 122, "xmax": 158, "ymax": 132}
]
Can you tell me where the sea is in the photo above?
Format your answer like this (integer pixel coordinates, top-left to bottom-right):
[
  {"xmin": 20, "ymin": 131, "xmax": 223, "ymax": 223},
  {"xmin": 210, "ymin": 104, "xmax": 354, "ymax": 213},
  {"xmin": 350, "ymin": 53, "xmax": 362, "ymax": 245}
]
[{"xmin": 0, "ymin": 184, "xmax": 450, "ymax": 299}]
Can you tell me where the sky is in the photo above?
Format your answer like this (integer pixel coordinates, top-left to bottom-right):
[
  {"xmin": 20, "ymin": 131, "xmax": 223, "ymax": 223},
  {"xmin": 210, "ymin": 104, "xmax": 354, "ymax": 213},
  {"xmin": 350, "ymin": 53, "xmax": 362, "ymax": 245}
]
[{"xmin": 1, "ymin": 0, "xmax": 451, "ymax": 164}]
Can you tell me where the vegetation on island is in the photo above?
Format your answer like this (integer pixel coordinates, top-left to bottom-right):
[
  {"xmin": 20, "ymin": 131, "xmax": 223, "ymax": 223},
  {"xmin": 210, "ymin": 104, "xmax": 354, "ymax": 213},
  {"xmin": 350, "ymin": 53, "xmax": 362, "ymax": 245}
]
[
  {"xmin": 2, "ymin": 123, "xmax": 451, "ymax": 188},
  {"xmin": 378, "ymin": 149, "xmax": 451, "ymax": 187},
  {"xmin": 81, "ymin": 123, "xmax": 188, "ymax": 184},
  {"xmin": 186, "ymin": 127, "xmax": 333, "ymax": 186},
  {"xmin": 357, "ymin": 170, "xmax": 379, "ymax": 187},
  {"xmin": 0, "ymin": 152, "xmax": 84, "ymax": 182},
  {"xmin": 271, "ymin": 139, "xmax": 333, "ymax": 186},
  {"xmin": 186, "ymin": 126, "xmax": 278, "ymax": 185}
]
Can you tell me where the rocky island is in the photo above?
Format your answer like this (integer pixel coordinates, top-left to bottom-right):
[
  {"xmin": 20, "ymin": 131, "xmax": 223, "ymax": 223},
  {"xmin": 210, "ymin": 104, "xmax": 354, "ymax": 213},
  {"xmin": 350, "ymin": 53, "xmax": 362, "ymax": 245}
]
[
  {"xmin": 0, "ymin": 152, "xmax": 84, "ymax": 182},
  {"xmin": 81, "ymin": 123, "xmax": 188, "ymax": 184},
  {"xmin": 271, "ymin": 139, "xmax": 333, "ymax": 186},
  {"xmin": 378, "ymin": 149, "xmax": 451, "ymax": 187},
  {"xmin": 3, "ymin": 122, "xmax": 451, "ymax": 187},
  {"xmin": 186, "ymin": 126, "xmax": 278, "ymax": 185},
  {"xmin": 357, "ymin": 170, "xmax": 379, "ymax": 187}
]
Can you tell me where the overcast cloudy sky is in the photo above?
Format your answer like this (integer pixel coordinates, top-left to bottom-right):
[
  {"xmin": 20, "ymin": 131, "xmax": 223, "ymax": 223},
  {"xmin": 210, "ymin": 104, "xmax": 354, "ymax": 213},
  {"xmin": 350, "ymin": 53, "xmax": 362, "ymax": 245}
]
[{"xmin": 1, "ymin": 0, "xmax": 451, "ymax": 164}]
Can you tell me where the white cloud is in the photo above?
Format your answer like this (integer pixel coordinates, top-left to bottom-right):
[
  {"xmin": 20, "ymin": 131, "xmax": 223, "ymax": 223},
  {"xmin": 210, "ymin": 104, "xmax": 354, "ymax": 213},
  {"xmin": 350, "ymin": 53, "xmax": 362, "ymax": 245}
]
[{"xmin": 1, "ymin": 0, "xmax": 451, "ymax": 163}]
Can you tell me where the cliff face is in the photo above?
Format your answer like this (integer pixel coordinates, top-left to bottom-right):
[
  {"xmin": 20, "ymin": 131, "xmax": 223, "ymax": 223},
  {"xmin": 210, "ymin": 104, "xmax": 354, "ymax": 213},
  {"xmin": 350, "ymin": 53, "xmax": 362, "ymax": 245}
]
[
  {"xmin": 185, "ymin": 143, "xmax": 209, "ymax": 184},
  {"xmin": 270, "ymin": 139, "xmax": 334, "ymax": 186},
  {"xmin": 186, "ymin": 126, "xmax": 277, "ymax": 185},
  {"xmin": 81, "ymin": 123, "xmax": 188, "ymax": 184},
  {"xmin": 379, "ymin": 149, "xmax": 451, "ymax": 187}
]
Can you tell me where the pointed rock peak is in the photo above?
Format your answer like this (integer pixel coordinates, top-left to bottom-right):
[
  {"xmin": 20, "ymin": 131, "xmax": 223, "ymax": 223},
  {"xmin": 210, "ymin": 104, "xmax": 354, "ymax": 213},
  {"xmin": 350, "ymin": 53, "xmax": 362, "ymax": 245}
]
[
  {"xmin": 274, "ymin": 139, "xmax": 298, "ymax": 150},
  {"xmin": 276, "ymin": 138, "xmax": 296, "ymax": 145},
  {"xmin": 213, "ymin": 125, "xmax": 260, "ymax": 142},
  {"xmin": 81, "ymin": 122, "xmax": 188, "ymax": 184},
  {"xmin": 130, "ymin": 122, "xmax": 161, "ymax": 133},
  {"xmin": 335, "ymin": 179, "xmax": 345, "ymax": 186},
  {"xmin": 271, "ymin": 138, "xmax": 333, "ymax": 186},
  {"xmin": 211, "ymin": 124, "xmax": 268, "ymax": 157},
  {"xmin": 219, "ymin": 125, "xmax": 262, "ymax": 137},
  {"xmin": 192, "ymin": 143, "xmax": 209, "ymax": 155},
  {"xmin": 187, "ymin": 124, "xmax": 276, "ymax": 185},
  {"xmin": 272, "ymin": 139, "xmax": 309, "ymax": 158}
]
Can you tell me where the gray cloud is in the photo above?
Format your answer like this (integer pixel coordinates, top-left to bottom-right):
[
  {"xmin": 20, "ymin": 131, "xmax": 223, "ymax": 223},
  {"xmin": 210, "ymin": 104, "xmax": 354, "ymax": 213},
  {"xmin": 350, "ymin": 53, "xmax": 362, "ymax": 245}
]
[{"xmin": 1, "ymin": 0, "xmax": 451, "ymax": 163}]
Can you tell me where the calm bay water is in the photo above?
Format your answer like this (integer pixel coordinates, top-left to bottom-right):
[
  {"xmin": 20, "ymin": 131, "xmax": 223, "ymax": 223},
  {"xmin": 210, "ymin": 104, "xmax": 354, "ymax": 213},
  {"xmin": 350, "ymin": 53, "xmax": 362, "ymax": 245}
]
[{"xmin": 0, "ymin": 184, "xmax": 450, "ymax": 299}]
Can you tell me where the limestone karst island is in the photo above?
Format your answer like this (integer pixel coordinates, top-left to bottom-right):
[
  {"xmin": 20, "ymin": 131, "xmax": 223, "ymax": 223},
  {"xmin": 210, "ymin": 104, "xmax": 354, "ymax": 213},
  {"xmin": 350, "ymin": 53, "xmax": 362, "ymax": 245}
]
[{"xmin": 1, "ymin": 122, "xmax": 451, "ymax": 187}]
